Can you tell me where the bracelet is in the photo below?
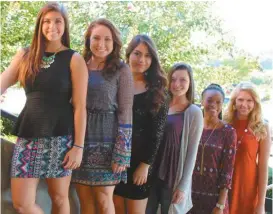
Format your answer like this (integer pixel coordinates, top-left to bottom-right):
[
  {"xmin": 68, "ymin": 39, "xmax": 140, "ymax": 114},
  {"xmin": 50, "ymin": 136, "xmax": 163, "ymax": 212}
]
[
  {"xmin": 216, "ymin": 203, "xmax": 225, "ymax": 210},
  {"xmin": 73, "ymin": 144, "xmax": 84, "ymax": 149}
]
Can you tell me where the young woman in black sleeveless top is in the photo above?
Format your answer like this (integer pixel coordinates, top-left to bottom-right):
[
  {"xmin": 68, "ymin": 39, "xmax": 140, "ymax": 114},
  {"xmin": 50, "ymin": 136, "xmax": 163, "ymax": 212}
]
[{"xmin": 0, "ymin": 3, "xmax": 88, "ymax": 214}]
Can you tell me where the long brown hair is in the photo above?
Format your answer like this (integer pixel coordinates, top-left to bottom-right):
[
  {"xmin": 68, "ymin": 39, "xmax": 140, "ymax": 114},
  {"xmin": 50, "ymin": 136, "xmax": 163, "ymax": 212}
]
[
  {"xmin": 18, "ymin": 2, "xmax": 70, "ymax": 87},
  {"xmin": 126, "ymin": 34, "xmax": 167, "ymax": 115},
  {"xmin": 82, "ymin": 18, "xmax": 122, "ymax": 78},
  {"xmin": 168, "ymin": 62, "xmax": 195, "ymax": 104}
]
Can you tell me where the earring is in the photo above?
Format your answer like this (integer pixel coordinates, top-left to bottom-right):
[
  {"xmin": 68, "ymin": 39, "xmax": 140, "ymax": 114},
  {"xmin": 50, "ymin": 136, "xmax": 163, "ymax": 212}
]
[
  {"xmin": 233, "ymin": 105, "xmax": 236, "ymax": 110},
  {"xmin": 200, "ymin": 105, "xmax": 204, "ymax": 110}
]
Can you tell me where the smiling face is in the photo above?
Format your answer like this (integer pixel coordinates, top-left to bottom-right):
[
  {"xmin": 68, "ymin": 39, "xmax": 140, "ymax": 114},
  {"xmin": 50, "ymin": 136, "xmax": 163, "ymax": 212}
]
[
  {"xmin": 42, "ymin": 11, "xmax": 65, "ymax": 42},
  {"xmin": 235, "ymin": 90, "xmax": 255, "ymax": 118},
  {"xmin": 202, "ymin": 90, "xmax": 224, "ymax": 118},
  {"xmin": 129, "ymin": 42, "xmax": 152, "ymax": 74},
  {"xmin": 170, "ymin": 69, "xmax": 190, "ymax": 98},
  {"xmin": 89, "ymin": 24, "xmax": 113, "ymax": 60}
]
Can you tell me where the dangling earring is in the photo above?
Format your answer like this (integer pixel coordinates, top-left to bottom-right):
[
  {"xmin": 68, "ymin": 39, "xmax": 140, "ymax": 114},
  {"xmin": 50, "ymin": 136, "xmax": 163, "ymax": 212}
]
[
  {"xmin": 144, "ymin": 71, "xmax": 148, "ymax": 76},
  {"xmin": 233, "ymin": 105, "xmax": 236, "ymax": 110}
]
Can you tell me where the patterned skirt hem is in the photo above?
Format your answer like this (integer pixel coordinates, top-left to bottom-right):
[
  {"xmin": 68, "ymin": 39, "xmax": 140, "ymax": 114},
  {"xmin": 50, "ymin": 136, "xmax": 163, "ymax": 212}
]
[
  {"xmin": 71, "ymin": 179, "xmax": 126, "ymax": 186},
  {"xmin": 11, "ymin": 171, "xmax": 72, "ymax": 179},
  {"xmin": 11, "ymin": 135, "xmax": 73, "ymax": 178}
]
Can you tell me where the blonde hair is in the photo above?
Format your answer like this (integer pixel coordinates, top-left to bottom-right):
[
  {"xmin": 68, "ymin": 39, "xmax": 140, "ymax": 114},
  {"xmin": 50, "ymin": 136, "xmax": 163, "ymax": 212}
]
[{"xmin": 224, "ymin": 81, "xmax": 267, "ymax": 140}]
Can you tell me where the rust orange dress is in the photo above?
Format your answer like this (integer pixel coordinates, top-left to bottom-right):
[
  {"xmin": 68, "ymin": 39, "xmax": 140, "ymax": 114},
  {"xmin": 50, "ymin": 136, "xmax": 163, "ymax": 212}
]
[{"xmin": 230, "ymin": 119, "xmax": 259, "ymax": 214}]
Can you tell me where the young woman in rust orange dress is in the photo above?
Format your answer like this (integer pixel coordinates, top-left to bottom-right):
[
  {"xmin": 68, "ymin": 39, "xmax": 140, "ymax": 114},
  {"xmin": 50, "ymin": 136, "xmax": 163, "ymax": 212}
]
[{"xmin": 224, "ymin": 82, "xmax": 271, "ymax": 214}]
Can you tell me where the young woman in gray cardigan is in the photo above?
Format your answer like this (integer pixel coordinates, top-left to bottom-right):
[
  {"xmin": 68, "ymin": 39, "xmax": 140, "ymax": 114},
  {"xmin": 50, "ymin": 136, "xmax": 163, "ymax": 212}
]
[{"xmin": 146, "ymin": 63, "xmax": 203, "ymax": 214}]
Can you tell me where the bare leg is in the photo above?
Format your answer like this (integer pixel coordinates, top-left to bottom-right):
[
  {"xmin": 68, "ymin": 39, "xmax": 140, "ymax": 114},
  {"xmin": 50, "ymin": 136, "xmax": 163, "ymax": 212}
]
[
  {"xmin": 11, "ymin": 178, "xmax": 44, "ymax": 214},
  {"xmin": 113, "ymin": 194, "xmax": 126, "ymax": 214},
  {"xmin": 75, "ymin": 184, "xmax": 96, "ymax": 214},
  {"xmin": 92, "ymin": 186, "xmax": 115, "ymax": 214},
  {"xmin": 127, "ymin": 198, "xmax": 148, "ymax": 214},
  {"xmin": 47, "ymin": 176, "xmax": 71, "ymax": 214}
]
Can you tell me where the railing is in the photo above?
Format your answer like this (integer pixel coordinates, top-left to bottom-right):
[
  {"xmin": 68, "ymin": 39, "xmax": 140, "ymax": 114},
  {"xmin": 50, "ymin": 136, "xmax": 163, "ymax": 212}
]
[
  {"xmin": 1, "ymin": 108, "xmax": 272, "ymax": 213},
  {"xmin": 1, "ymin": 109, "xmax": 17, "ymax": 123}
]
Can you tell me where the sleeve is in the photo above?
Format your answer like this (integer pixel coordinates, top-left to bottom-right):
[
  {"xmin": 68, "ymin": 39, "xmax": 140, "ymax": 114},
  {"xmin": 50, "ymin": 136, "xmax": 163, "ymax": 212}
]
[
  {"xmin": 140, "ymin": 95, "xmax": 169, "ymax": 165},
  {"xmin": 217, "ymin": 126, "xmax": 237, "ymax": 189},
  {"xmin": 112, "ymin": 64, "xmax": 134, "ymax": 167},
  {"xmin": 177, "ymin": 107, "xmax": 204, "ymax": 192}
]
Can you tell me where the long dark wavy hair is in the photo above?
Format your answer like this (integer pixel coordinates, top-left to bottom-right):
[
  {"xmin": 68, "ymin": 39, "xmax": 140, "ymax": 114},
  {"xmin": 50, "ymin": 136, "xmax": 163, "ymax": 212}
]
[
  {"xmin": 18, "ymin": 2, "xmax": 70, "ymax": 87},
  {"xmin": 126, "ymin": 34, "xmax": 167, "ymax": 115},
  {"xmin": 82, "ymin": 18, "xmax": 122, "ymax": 78}
]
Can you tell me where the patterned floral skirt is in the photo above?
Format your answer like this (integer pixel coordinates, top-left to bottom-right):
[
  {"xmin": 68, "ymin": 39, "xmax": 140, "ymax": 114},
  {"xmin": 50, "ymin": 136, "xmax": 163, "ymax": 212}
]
[
  {"xmin": 72, "ymin": 111, "xmax": 127, "ymax": 186},
  {"xmin": 11, "ymin": 135, "xmax": 73, "ymax": 178}
]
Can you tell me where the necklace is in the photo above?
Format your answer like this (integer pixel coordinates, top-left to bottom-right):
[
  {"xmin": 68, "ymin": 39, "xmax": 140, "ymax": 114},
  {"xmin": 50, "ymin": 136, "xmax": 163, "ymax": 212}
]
[
  {"xmin": 200, "ymin": 121, "xmax": 220, "ymax": 175},
  {"xmin": 41, "ymin": 45, "xmax": 63, "ymax": 69},
  {"xmin": 238, "ymin": 128, "xmax": 248, "ymax": 144}
]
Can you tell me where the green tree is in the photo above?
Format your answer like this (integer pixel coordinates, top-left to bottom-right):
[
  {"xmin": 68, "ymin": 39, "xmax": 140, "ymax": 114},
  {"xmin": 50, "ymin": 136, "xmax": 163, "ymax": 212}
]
[{"xmin": 1, "ymin": 1, "xmax": 259, "ymax": 95}]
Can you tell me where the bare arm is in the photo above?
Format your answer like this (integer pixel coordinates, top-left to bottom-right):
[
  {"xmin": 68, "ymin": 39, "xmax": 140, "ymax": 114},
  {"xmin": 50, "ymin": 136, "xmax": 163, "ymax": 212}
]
[
  {"xmin": 256, "ymin": 123, "xmax": 272, "ymax": 211},
  {"xmin": 63, "ymin": 52, "xmax": 88, "ymax": 170},
  {"xmin": 0, "ymin": 49, "xmax": 25, "ymax": 93},
  {"xmin": 70, "ymin": 52, "xmax": 88, "ymax": 147},
  {"xmin": 211, "ymin": 188, "xmax": 228, "ymax": 214}
]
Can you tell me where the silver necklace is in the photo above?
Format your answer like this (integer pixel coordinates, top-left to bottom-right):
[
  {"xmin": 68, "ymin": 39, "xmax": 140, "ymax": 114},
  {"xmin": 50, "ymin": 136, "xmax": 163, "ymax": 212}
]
[{"xmin": 41, "ymin": 45, "xmax": 63, "ymax": 69}]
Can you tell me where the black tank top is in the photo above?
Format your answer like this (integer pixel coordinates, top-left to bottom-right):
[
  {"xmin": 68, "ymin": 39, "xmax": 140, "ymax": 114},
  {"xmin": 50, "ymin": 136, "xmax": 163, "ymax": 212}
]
[{"xmin": 13, "ymin": 49, "xmax": 75, "ymax": 138}]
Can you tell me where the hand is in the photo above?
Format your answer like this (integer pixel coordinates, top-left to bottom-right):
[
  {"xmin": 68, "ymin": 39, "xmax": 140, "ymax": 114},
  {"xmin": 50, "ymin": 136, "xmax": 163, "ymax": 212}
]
[
  {"xmin": 62, "ymin": 146, "xmax": 83, "ymax": 170},
  {"xmin": 112, "ymin": 162, "xmax": 126, "ymax": 173},
  {"xmin": 254, "ymin": 204, "xmax": 265, "ymax": 214},
  {"xmin": 211, "ymin": 207, "xmax": 223, "ymax": 214},
  {"xmin": 171, "ymin": 189, "xmax": 185, "ymax": 204},
  {"xmin": 133, "ymin": 162, "xmax": 149, "ymax": 186}
]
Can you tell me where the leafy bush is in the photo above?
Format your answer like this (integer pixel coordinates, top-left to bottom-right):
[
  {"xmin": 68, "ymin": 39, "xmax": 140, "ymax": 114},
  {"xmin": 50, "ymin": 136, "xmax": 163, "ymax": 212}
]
[
  {"xmin": 0, "ymin": 118, "xmax": 16, "ymax": 142},
  {"xmin": 267, "ymin": 166, "xmax": 272, "ymax": 198}
]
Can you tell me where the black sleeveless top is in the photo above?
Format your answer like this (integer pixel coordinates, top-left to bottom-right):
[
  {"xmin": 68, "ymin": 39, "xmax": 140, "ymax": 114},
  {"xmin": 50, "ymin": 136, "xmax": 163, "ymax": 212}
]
[{"xmin": 13, "ymin": 49, "xmax": 75, "ymax": 138}]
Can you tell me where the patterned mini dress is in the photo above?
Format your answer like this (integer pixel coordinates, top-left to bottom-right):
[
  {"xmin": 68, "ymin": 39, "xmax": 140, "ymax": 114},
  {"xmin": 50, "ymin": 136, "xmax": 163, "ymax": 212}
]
[
  {"xmin": 72, "ymin": 63, "xmax": 133, "ymax": 186},
  {"xmin": 11, "ymin": 49, "xmax": 76, "ymax": 178}
]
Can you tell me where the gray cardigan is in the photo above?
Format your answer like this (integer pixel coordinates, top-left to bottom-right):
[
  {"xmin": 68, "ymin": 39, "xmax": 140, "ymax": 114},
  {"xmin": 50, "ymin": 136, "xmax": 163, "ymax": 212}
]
[{"xmin": 168, "ymin": 104, "xmax": 203, "ymax": 214}]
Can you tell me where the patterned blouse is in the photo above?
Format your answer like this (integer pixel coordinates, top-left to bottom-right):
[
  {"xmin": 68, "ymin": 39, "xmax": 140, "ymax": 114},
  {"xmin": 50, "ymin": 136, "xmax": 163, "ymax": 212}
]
[{"xmin": 190, "ymin": 124, "xmax": 237, "ymax": 214}]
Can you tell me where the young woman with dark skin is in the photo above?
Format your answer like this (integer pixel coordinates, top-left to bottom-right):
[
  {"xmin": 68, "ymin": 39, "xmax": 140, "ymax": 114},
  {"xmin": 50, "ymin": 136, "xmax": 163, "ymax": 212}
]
[{"xmin": 190, "ymin": 84, "xmax": 237, "ymax": 214}]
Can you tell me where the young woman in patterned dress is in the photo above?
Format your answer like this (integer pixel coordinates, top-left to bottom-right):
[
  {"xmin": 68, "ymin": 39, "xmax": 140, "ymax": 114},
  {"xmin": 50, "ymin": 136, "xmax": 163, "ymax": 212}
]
[
  {"xmin": 113, "ymin": 34, "xmax": 168, "ymax": 214},
  {"xmin": 72, "ymin": 19, "xmax": 134, "ymax": 214},
  {"xmin": 190, "ymin": 84, "xmax": 237, "ymax": 214},
  {"xmin": 0, "ymin": 3, "xmax": 88, "ymax": 214},
  {"xmin": 224, "ymin": 82, "xmax": 271, "ymax": 214}
]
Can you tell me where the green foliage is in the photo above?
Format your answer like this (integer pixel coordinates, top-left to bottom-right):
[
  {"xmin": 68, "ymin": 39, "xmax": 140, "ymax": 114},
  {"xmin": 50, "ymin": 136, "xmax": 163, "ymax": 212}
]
[
  {"xmin": 251, "ymin": 76, "xmax": 265, "ymax": 85},
  {"xmin": 1, "ymin": 1, "xmax": 259, "ymax": 95},
  {"xmin": 0, "ymin": 118, "xmax": 16, "ymax": 143},
  {"xmin": 267, "ymin": 166, "xmax": 272, "ymax": 198}
]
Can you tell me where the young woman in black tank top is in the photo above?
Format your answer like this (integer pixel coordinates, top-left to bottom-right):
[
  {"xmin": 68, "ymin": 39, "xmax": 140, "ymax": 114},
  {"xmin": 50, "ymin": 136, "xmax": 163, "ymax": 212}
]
[{"xmin": 0, "ymin": 3, "xmax": 88, "ymax": 213}]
